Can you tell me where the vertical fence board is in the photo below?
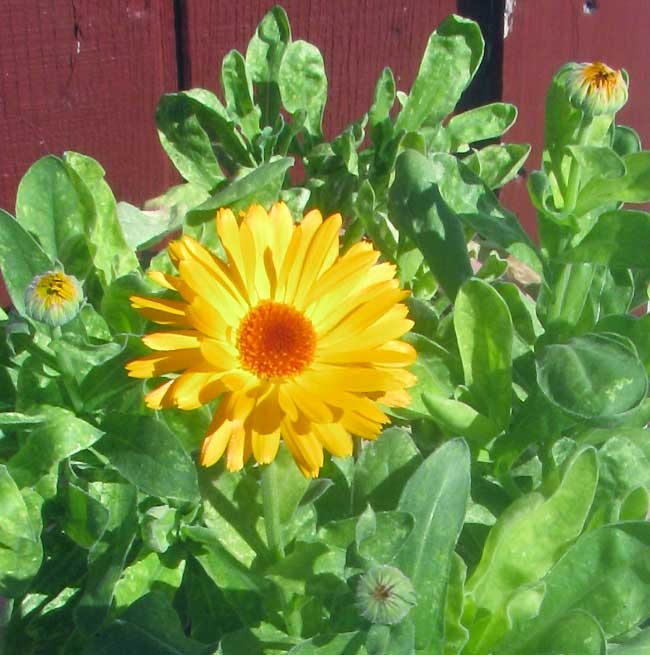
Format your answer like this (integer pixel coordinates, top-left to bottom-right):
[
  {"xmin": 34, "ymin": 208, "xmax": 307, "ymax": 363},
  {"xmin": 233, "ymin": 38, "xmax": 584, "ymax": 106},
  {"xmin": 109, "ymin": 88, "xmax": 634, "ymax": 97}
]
[
  {"xmin": 0, "ymin": 0, "xmax": 178, "ymax": 213},
  {"xmin": 181, "ymin": 0, "xmax": 458, "ymax": 138},
  {"xmin": 500, "ymin": 0, "xmax": 650, "ymax": 238}
]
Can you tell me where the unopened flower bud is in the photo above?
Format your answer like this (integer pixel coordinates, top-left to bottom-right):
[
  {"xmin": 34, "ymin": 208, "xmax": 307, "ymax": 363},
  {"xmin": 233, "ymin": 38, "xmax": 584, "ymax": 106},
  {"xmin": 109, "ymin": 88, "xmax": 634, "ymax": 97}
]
[
  {"xmin": 565, "ymin": 61, "xmax": 628, "ymax": 116},
  {"xmin": 25, "ymin": 270, "xmax": 83, "ymax": 327},
  {"xmin": 356, "ymin": 565, "xmax": 416, "ymax": 625}
]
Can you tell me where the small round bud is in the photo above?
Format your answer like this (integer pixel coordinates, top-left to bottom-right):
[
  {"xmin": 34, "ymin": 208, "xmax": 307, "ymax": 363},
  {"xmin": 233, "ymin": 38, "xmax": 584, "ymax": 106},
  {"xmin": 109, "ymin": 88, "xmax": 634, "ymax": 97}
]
[
  {"xmin": 565, "ymin": 61, "xmax": 628, "ymax": 116},
  {"xmin": 25, "ymin": 270, "xmax": 84, "ymax": 327},
  {"xmin": 356, "ymin": 565, "xmax": 416, "ymax": 625}
]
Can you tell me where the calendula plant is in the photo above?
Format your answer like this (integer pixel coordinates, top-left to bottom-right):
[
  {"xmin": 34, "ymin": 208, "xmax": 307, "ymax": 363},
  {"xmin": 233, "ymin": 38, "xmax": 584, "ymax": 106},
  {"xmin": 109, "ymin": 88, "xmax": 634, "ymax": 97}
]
[{"xmin": 2, "ymin": 5, "xmax": 650, "ymax": 654}]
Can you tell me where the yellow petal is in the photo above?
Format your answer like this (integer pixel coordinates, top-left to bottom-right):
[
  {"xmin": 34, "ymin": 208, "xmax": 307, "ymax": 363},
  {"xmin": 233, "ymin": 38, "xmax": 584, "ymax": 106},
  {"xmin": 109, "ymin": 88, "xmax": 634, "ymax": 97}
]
[
  {"xmin": 312, "ymin": 423, "xmax": 353, "ymax": 457},
  {"xmin": 200, "ymin": 338, "xmax": 238, "ymax": 370},
  {"xmin": 277, "ymin": 210, "xmax": 322, "ymax": 304},
  {"xmin": 268, "ymin": 202, "xmax": 294, "ymax": 275},
  {"xmin": 252, "ymin": 430, "xmax": 281, "ymax": 464},
  {"xmin": 142, "ymin": 330, "xmax": 202, "ymax": 351},
  {"xmin": 286, "ymin": 379, "xmax": 335, "ymax": 424},
  {"xmin": 125, "ymin": 349, "xmax": 203, "ymax": 378},
  {"xmin": 226, "ymin": 421, "xmax": 250, "ymax": 471},
  {"xmin": 281, "ymin": 421, "xmax": 323, "ymax": 477},
  {"xmin": 217, "ymin": 209, "xmax": 250, "ymax": 303},
  {"xmin": 293, "ymin": 213, "xmax": 342, "ymax": 309},
  {"xmin": 317, "ymin": 340, "xmax": 417, "ymax": 367},
  {"xmin": 200, "ymin": 417, "xmax": 234, "ymax": 467},
  {"xmin": 144, "ymin": 379, "xmax": 175, "ymax": 409},
  {"xmin": 247, "ymin": 384, "xmax": 285, "ymax": 435},
  {"xmin": 130, "ymin": 295, "xmax": 189, "ymax": 326}
]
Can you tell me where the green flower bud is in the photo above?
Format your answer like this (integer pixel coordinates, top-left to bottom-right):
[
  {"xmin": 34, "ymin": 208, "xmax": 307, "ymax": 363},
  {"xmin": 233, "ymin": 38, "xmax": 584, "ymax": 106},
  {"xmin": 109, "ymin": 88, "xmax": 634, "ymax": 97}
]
[
  {"xmin": 565, "ymin": 61, "xmax": 628, "ymax": 116},
  {"xmin": 356, "ymin": 565, "xmax": 416, "ymax": 625},
  {"xmin": 25, "ymin": 270, "xmax": 84, "ymax": 327}
]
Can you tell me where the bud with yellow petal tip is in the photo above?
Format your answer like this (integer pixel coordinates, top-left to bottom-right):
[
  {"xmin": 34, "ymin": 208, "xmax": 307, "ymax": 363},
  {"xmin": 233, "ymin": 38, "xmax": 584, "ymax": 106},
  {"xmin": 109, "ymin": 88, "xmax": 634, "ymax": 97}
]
[
  {"xmin": 565, "ymin": 61, "xmax": 628, "ymax": 116},
  {"xmin": 25, "ymin": 270, "xmax": 84, "ymax": 327}
]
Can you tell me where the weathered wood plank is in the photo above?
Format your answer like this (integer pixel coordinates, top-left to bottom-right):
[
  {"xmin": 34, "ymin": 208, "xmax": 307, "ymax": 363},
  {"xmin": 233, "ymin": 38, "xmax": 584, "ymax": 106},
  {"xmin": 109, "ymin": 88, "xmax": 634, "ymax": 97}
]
[
  {"xmin": 500, "ymin": 0, "xmax": 650, "ymax": 238},
  {"xmin": 181, "ymin": 0, "xmax": 458, "ymax": 138},
  {"xmin": 0, "ymin": 0, "xmax": 178, "ymax": 214}
]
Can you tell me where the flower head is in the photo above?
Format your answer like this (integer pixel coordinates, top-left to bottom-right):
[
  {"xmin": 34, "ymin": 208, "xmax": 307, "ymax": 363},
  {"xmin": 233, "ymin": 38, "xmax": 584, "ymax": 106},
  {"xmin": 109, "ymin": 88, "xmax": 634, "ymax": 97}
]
[
  {"xmin": 126, "ymin": 203, "xmax": 415, "ymax": 477},
  {"xmin": 24, "ymin": 270, "xmax": 84, "ymax": 326},
  {"xmin": 356, "ymin": 565, "xmax": 416, "ymax": 625},
  {"xmin": 565, "ymin": 61, "xmax": 628, "ymax": 116}
]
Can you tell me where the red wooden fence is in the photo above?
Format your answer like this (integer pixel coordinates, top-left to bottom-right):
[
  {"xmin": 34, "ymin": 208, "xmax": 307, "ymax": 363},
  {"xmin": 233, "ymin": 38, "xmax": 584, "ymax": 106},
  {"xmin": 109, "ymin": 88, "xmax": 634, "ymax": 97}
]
[{"xmin": 1, "ymin": 0, "xmax": 649, "ymax": 272}]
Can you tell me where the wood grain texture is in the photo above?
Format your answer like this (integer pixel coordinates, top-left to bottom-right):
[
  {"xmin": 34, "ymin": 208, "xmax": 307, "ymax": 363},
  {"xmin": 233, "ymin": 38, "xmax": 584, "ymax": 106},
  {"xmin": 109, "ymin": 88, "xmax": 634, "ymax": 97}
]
[
  {"xmin": 500, "ymin": 0, "xmax": 650, "ymax": 238},
  {"xmin": 0, "ymin": 0, "xmax": 178, "ymax": 214},
  {"xmin": 182, "ymin": 0, "xmax": 458, "ymax": 138}
]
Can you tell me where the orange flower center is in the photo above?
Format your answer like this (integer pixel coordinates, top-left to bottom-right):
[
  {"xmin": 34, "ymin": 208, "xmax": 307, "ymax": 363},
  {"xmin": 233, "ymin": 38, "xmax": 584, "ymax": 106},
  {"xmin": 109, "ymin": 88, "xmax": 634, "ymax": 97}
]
[
  {"xmin": 236, "ymin": 301, "xmax": 316, "ymax": 379},
  {"xmin": 582, "ymin": 61, "xmax": 619, "ymax": 96},
  {"xmin": 35, "ymin": 272, "xmax": 78, "ymax": 308}
]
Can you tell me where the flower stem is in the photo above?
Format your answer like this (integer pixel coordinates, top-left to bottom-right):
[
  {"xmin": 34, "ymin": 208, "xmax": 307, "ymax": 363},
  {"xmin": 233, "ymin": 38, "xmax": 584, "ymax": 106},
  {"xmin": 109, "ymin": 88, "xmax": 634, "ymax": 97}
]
[
  {"xmin": 260, "ymin": 461, "xmax": 302, "ymax": 637},
  {"xmin": 261, "ymin": 460, "xmax": 284, "ymax": 561}
]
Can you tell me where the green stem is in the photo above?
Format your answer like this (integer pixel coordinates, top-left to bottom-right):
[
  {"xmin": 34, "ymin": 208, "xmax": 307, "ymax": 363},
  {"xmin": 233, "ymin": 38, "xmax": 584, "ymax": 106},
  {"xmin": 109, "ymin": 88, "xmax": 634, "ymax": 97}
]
[
  {"xmin": 0, "ymin": 597, "xmax": 13, "ymax": 655},
  {"xmin": 260, "ymin": 462, "xmax": 302, "ymax": 637},
  {"xmin": 51, "ymin": 328, "xmax": 83, "ymax": 414},
  {"xmin": 261, "ymin": 461, "xmax": 284, "ymax": 562}
]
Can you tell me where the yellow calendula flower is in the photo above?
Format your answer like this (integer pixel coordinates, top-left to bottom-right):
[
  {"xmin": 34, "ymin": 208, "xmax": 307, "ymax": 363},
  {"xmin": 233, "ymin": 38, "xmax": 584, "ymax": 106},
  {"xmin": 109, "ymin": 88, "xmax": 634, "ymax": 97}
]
[
  {"xmin": 126, "ymin": 202, "xmax": 416, "ymax": 477},
  {"xmin": 565, "ymin": 61, "xmax": 628, "ymax": 116},
  {"xmin": 25, "ymin": 270, "xmax": 84, "ymax": 326}
]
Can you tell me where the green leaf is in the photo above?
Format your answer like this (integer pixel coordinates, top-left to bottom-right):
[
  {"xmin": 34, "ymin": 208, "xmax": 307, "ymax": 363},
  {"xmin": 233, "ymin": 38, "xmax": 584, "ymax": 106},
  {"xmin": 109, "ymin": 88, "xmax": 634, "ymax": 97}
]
[
  {"xmin": 577, "ymin": 152, "xmax": 650, "ymax": 215},
  {"xmin": 287, "ymin": 632, "xmax": 366, "ymax": 655},
  {"xmin": 187, "ymin": 157, "xmax": 293, "ymax": 224},
  {"xmin": 99, "ymin": 414, "xmax": 200, "ymax": 503},
  {"xmin": 355, "ymin": 508, "xmax": 415, "ymax": 565},
  {"xmin": 113, "ymin": 549, "xmax": 186, "ymax": 611},
  {"xmin": 369, "ymin": 67, "xmax": 396, "ymax": 130},
  {"xmin": 8, "ymin": 406, "xmax": 104, "ymax": 499},
  {"xmin": 389, "ymin": 149, "xmax": 472, "ymax": 300},
  {"xmin": 83, "ymin": 592, "xmax": 209, "ymax": 655},
  {"xmin": 466, "ymin": 448, "xmax": 599, "ymax": 654},
  {"xmin": 445, "ymin": 103, "xmax": 517, "ymax": 151},
  {"xmin": 454, "ymin": 278, "xmax": 513, "ymax": 429},
  {"xmin": 493, "ymin": 282, "xmax": 543, "ymax": 345},
  {"xmin": 563, "ymin": 209, "xmax": 650, "ymax": 267},
  {"xmin": 222, "ymin": 49, "xmax": 261, "ymax": 141},
  {"xmin": 0, "ymin": 412, "xmax": 46, "ymax": 428},
  {"xmin": 14, "ymin": 155, "xmax": 98, "ymax": 283},
  {"xmin": 396, "ymin": 14, "xmax": 483, "ymax": 130},
  {"xmin": 391, "ymin": 333, "xmax": 456, "ymax": 421},
  {"xmin": 497, "ymin": 522, "xmax": 650, "ymax": 648},
  {"xmin": 63, "ymin": 151, "xmax": 139, "ymax": 283},
  {"xmin": 422, "ymin": 392, "xmax": 501, "ymax": 445},
  {"xmin": 0, "ymin": 209, "xmax": 54, "ymax": 314},
  {"xmin": 499, "ymin": 609, "xmax": 607, "ymax": 655},
  {"xmin": 156, "ymin": 91, "xmax": 256, "ymax": 189},
  {"xmin": 396, "ymin": 439, "xmax": 471, "ymax": 654},
  {"xmin": 428, "ymin": 153, "xmax": 542, "ymax": 274},
  {"xmin": 0, "ymin": 465, "xmax": 43, "ymax": 597},
  {"xmin": 63, "ymin": 482, "xmax": 109, "ymax": 549},
  {"xmin": 245, "ymin": 6, "xmax": 291, "ymax": 127},
  {"xmin": 595, "ymin": 313, "xmax": 650, "ymax": 376},
  {"xmin": 610, "ymin": 628, "xmax": 650, "ymax": 654},
  {"xmin": 536, "ymin": 332, "xmax": 648, "ymax": 420},
  {"xmin": 75, "ymin": 481, "xmax": 138, "ymax": 635},
  {"xmin": 613, "ymin": 124, "xmax": 641, "ymax": 157},
  {"xmin": 445, "ymin": 553, "xmax": 469, "ymax": 655},
  {"xmin": 278, "ymin": 40, "xmax": 327, "ymax": 138},
  {"xmin": 116, "ymin": 201, "xmax": 182, "ymax": 251},
  {"xmin": 566, "ymin": 144, "xmax": 626, "ymax": 178},
  {"xmin": 464, "ymin": 143, "xmax": 531, "ymax": 190},
  {"xmin": 266, "ymin": 540, "xmax": 346, "ymax": 596},
  {"xmin": 540, "ymin": 262, "xmax": 597, "ymax": 338},
  {"xmin": 183, "ymin": 524, "xmax": 267, "ymax": 625},
  {"xmin": 365, "ymin": 622, "xmax": 414, "ymax": 655},
  {"xmin": 352, "ymin": 427, "xmax": 422, "ymax": 513}
]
